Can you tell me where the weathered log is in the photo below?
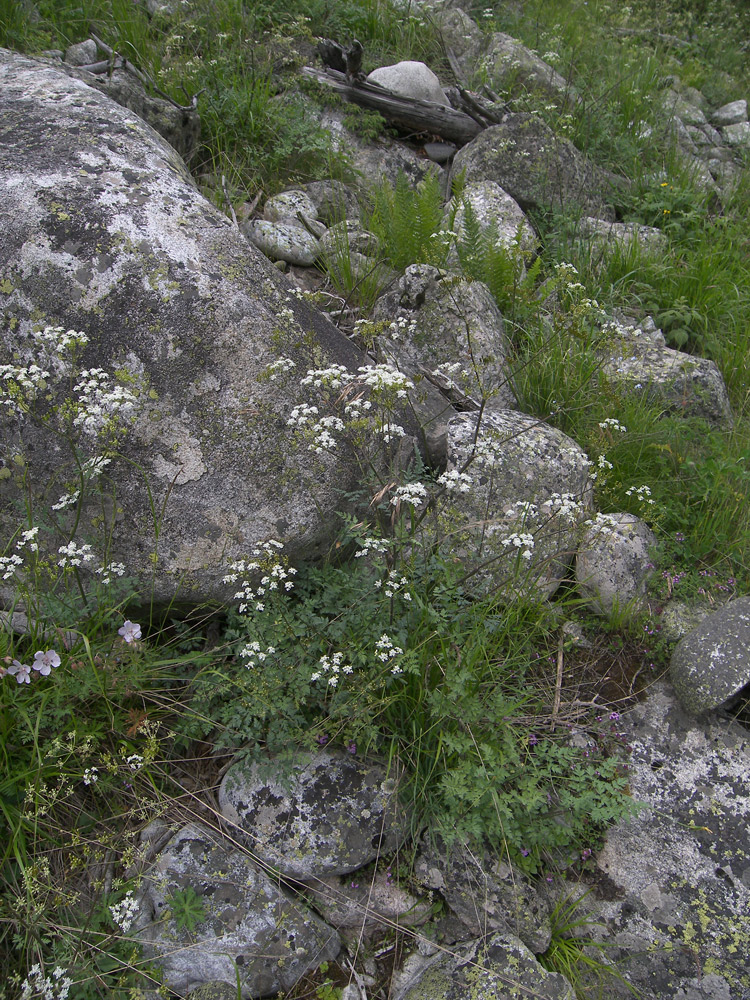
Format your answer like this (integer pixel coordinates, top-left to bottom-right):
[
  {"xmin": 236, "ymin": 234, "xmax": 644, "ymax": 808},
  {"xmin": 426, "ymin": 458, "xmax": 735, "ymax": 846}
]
[{"xmin": 301, "ymin": 65, "xmax": 483, "ymax": 146}]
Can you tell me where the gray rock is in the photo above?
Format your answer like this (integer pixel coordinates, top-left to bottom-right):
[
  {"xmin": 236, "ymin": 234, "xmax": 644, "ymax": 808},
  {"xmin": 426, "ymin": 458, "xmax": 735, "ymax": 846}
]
[
  {"xmin": 577, "ymin": 217, "xmax": 667, "ymax": 263},
  {"xmin": 186, "ymin": 984, "xmax": 238, "ymax": 1000},
  {"xmin": 424, "ymin": 141, "xmax": 457, "ymax": 164},
  {"xmin": 318, "ymin": 220, "xmax": 379, "ymax": 260},
  {"xmin": 392, "ymin": 933, "xmax": 575, "ymax": 1000},
  {"xmin": 0, "ymin": 50, "xmax": 367, "ymax": 606},
  {"xmin": 427, "ymin": 7, "xmax": 485, "ymax": 82},
  {"xmin": 711, "ymin": 99, "xmax": 747, "ymax": 126},
  {"xmin": 576, "ymin": 512, "xmax": 657, "ymax": 617},
  {"xmin": 218, "ymin": 751, "xmax": 409, "ymax": 877},
  {"xmin": 720, "ymin": 121, "xmax": 750, "ymax": 148},
  {"xmin": 55, "ymin": 61, "xmax": 200, "ymax": 162},
  {"xmin": 571, "ymin": 683, "xmax": 750, "ymax": 999},
  {"xmin": 263, "ymin": 189, "xmax": 319, "ymax": 223},
  {"xmin": 304, "ymin": 871, "xmax": 432, "ymax": 941},
  {"xmin": 303, "ymin": 180, "xmax": 361, "ymax": 224},
  {"xmin": 663, "ymin": 89, "xmax": 708, "ymax": 127},
  {"xmin": 599, "ymin": 335, "xmax": 733, "ymax": 427},
  {"xmin": 415, "ymin": 834, "xmax": 552, "ymax": 953},
  {"xmin": 659, "ymin": 600, "xmax": 713, "ymax": 643},
  {"xmin": 482, "ymin": 32, "xmax": 576, "ymax": 107},
  {"xmin": 372, "ymin": 264, "xmax": 517, "ymax": 427},
  {"xmin": 448, "ymin": 180, "xmax": 537, "ymax": 258},
  {"xmin": 367, "ymin": 61, "xmax": 449, "ymax": 106},
  {"xmin": 449, "ymin": 116, "xmax": 626, "ymax": 219},
  {"xmin": 64, "ymin": 39, "xmax": 97, "ymax": 66},
  {"xmin": 429, "ymin": 409, "xmax": 592, "ymax": 597},
  {"xmin": 241, "ymin": 218, "xmax": 320, "ymax": 265},
  {"xmin": 135, "ymin": 822, "xmax": 340, "ymax": 998},
  {"xmin": 317, "ymin": 108, "xmax": 437, "ymax": 194},
  {"xmin": 669, "ymin": 596, "xmax": 750, "ymax": 713}
]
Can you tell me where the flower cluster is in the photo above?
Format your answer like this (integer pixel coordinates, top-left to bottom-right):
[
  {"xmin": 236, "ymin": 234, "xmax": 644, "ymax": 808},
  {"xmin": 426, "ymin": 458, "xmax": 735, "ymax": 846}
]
[
  {"xmin": 390, "ymin": 482, "xmax": 428, "ymax": 509},
  {"xmin": 0, "ymin": 363, "xmax": 49, "ymax": 410},
  {"xmin": 625, "ymin": 484, "xmax": 655, "ymax": 506},
  {"xmin": 357, "ymin": 364, "xmax": 413, "ymax": 400},
  {"xmin": 20, "ymin": 965, "xmax": 73, "ymax": 1000},
  {"xmin": 375, "ymin": 570, "xmax": 412, "ymax": 601},
  {"xmin": 598, "ymin": 417, "xmax": 627, "ymax": 434},
  {"xmin": 353, "ymin": 534, "xmax": 391, "ymax": 558},
  {"xmin": 71, "ymin": 369, "xmax": 137, "ymax": 437},
  {"xmin": 110, "ymin": 890, "xmax": 139, "ymax": 933},
  {"xmin": 300, "ymin": 365, "xmax": 350, "ymax": 390},
  {"xmin": 584, "ymin": 512, "xmax": 621, "ymax": 537},
  {"xmin": 223, "ymin": 539, "xmax": 296, "ymax": 613},
  {"xmin": 239, "ymin": 641, "xmax": 277, "ymax": 667},
  {"xmin": 437, "ymin": 469, "xmax": 474, "ymax": 494},
  {"xmin": 375, "ymin": 633, "xmax": 405, "ymax": 674},
  {"xmin": 57, "ymin": 541, "xmax": 95, "ymax": 569},
  {"xmin": 500, "ymin": 532, "xmax": 535, "ymax": 560},
  {"xmin": 310, "ymin": 651, "xmax": 354, "ymax": 687},
  {"xmin": 387, "ymin": 315, "xmax": 418, "ymax": 341},
  {"xmin": 265, "ymin": 356, "xmax": 296, "ymax": 381}
]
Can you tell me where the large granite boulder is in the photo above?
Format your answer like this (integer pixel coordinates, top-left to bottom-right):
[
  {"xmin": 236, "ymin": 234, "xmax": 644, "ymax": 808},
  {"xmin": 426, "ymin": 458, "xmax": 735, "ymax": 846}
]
[
  {"xmin": 218, "ymin": 750, "xmax": 410, "ymax": 877},
  {"xmin": 134, "ymin": 821, "xmax": 341, "ymax": 998},
  {"xmin": 599, "ymin": 325, "xmax": 733, "ymax": 427},
  {"xmin": 0, "ymin": 49, "xmax": 367, "ymax": 606},
  {"xmin": 449, "ymin": 116, "xmax": 627, "ymax": 219}
]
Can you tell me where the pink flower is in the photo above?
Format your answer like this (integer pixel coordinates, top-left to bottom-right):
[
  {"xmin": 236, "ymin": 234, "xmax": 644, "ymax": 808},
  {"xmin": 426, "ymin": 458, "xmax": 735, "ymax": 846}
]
[
  {"xmin": 33, "ymin": 649, "xmax": 61, "ymax": 675},
  {"xmin": 118, "ymin": 620, "xmax": 142, "ymax": 643},
  {"xmin": 8, "ymin": 660, "xmax": 31, "ymax": 684}
]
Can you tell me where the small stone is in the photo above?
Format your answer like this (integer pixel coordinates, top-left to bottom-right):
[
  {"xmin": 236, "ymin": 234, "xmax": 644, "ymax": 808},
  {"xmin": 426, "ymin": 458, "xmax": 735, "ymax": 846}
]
[{"xmin": 64, "ymin": 39, "xmax": 98, "ymax": 66}]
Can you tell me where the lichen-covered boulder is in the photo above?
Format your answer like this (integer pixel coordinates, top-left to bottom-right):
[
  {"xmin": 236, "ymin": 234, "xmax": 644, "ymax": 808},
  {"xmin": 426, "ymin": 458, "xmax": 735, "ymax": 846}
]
[
  {"xmin": 415, "ymin": 833, "xmax": 552, "ymax": 953},
  {"xmin": 449, "ymin": 116, "xmax": 627, "ymax": 219},
  {"xmin": 302, "ymin": 179, "xmax": 361, "ymax": 225},
  {"xmin": 564, "ymin": 683, "xmax": 750, "ymax": 999},
  {"xmin": 576, "ymin": 512, "xmax": 657, "ymax": 617},
  {"xmin": 482, "ymin": 32, "xmax": 575, "ymax": 106},
  {"xmin": 431, "ymin": 410, "xmax": 592, "ymax": 597},
  {"xmin": 218, "ymin": 751, "xmax": 410, "ymax": 877},
  {"xmin": 135, "ymin": 822, "xmax": 341, "ymax": 998},
  {"xmin": 711, "ymin": 99, "xmax": 747, "ymax": 126},
  {"xmin": 263, "ymin": 189, "xmax": 319, "ymax": 223},
  {"xmin": 316, "ymin": 106, "xmax": 437, "ymax": 193},
  {"xmin": 577, "ymin": 217, "xmax": 667, "ymax": 264},
  {"xmin": 392, "ymin": 933, "xmax": 575, "ymax": 1000},
  {"xmin": 599, "ymin": 332, "xmax": 733, "ymax": 427},
  {"xmin": 669, "ymin": 596, "xmax": 750, "ymax": 714},
  {"xmin": 241, "ymin": 218, "xmax": 321, "ymax": 265},
  {"xmin": 0, "ymin": 49, "xmax": 367, "ymax": 605},
  {"xmin": 305, "ymin": 870, "xmax": 433, "ymax": 942},
  {"xmin": 372, "ymin": 264, "xmax": 517, "ymax": 422},
  {"xmin": 447, "ymin": 180, "xmax": 537, "ymax": 258},
  {"xmin": 367, "ymin": 61, "xmax": 449, "ymax": 106}
]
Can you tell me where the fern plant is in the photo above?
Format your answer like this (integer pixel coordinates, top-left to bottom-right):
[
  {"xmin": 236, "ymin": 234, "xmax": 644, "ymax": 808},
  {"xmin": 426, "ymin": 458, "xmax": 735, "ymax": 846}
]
[{"xmin": 367, "ymin": 172, "xmax": 449, "ymax": 271}]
